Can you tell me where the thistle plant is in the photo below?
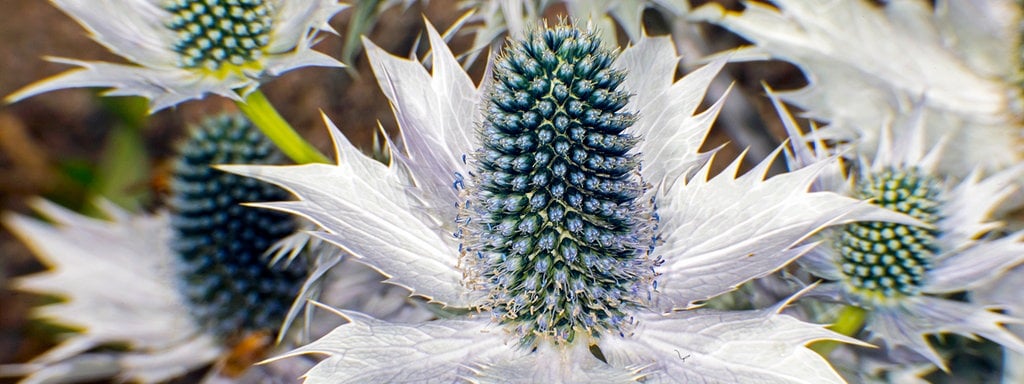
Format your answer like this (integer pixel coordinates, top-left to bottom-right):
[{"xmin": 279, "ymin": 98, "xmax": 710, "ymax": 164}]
[
  {"xmin": 226, "ymin": 22, "xmax": 916, "ymax": 382},
  {"xmin": 775, "ymin": 92, "xmax": 1024, "ymax": 373},
  {"xmin": 6, "ymin": 0, "xmax": 347, "ymax": 164}
]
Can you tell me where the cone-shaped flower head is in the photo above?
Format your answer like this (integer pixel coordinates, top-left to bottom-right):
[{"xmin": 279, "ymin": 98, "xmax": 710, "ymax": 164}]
[
  {"xmin": 462, "ymin": 26, "xmax": 656, "ymax": 346},
  {"xmin": 7, "ymin": 0, "xmax": 347, "ymax": 111},
  {"xmin": 775, "ymin": 93, "xmax": 1024, "ymax": 371},
  {"xmin": 226, "ymin": 21, "xmax": 921, "ymax": 382},
  {"xmin": 171, "ymin": 114, "xmax": 306, "ymax": 337}
]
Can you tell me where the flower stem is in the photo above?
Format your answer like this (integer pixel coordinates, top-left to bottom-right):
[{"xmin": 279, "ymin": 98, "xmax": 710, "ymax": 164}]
[
  {"xmin": 341, "ymin": 0, "xmax": 382, "ymax": 78},
  {"xmin": 811, "ymin": 305, "xmax": 867, "ymax": 357},
  {"xmin": 236, "ymin": 90, "xmax": 329, "ymax": 164}
]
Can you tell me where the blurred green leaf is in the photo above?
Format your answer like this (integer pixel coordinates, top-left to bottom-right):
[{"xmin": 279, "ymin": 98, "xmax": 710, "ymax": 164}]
[
  {"xmin": 97, "ymin": 95, "xmax": 149, "ymax": 130},
  {"xmin": 89, "ymin": 123, "xmax": 151, "ymax": 212},
  {"xmin": 342, "ymin": 0, "xmax": 382, "ymax": 76}
]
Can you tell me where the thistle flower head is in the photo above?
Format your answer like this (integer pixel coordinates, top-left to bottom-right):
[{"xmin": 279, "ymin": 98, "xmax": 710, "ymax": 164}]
[
  {"xmin": 837, "ymin": 168, "xmax": 940, "ymax": 302},
  {"xmin": 170, "ymin": 114, "xmax": 305, "ymax": 337},
  {"xmin": 165, "ymin": 0, "xmax": 274, "ymax": 72},
  {"xmin": 462, "ymin": 25, "xmax": 655, "ymax": 345},
  {"xmin": 7, "ymin": 0, "xmax": 347, "ymax": 111}
]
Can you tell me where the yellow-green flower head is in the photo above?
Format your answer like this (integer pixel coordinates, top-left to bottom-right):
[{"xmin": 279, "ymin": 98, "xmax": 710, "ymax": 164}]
[
  {"xmin": 777, "ymin": 93, "xmax": 1024, "ymax": 371},
  {"xmin": 165, "ymin": 0, "xmax": 275, "ymax": 71},
  {"xmin": 6, "ymin": 0, "xmax": 348, "ymax": 112},
  {"xmin": 837, "ymin": 168, "xmax": 940, "ymax": 300},
  {"xmin": 229, "ymin": 21, "xmax": 912, "ymax": 382}
]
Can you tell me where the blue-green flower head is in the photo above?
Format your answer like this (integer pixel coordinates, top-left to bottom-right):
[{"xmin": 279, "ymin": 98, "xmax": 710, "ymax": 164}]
[
  {"xmin": 171, "ymin": 114, "xmax": 305, "ymax": 337},
  {"xmin": 837, "ymin": 167, "xmax": 940, "ymax": 302},
  {"xmin": 463, "ymin": 24, "xmax": 655, "ymax": 346},
  {"xmin": 229, "ymin": 21, "xmax": 905, "ymax": 383}
]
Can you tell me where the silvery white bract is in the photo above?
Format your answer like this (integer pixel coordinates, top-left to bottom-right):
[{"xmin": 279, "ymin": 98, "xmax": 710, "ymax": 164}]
[
  {"xmin": 1, "ymin": 200, "xmax": 419, "ymax": 383},
  {"xmin": 694, "ymin": 0, "xmax": 1023, "ymax": 177},
  {"xmin": 226, "ymin": 21, "xmax": 916, "ymax": 383},
  {"xmin": 2, "ymin": 200, "xmax": 223, "ymax": 383},
  {"xmin": 7, "ymin": 0, "xmax": 347, "ymax": 112},
  {"xmin": 776, "ymin": 92, "xmax": 1024, "ymax": 371},
  {"xmin": 974, "ymin": 263, "xmax": 1024, "ymax": 382}
]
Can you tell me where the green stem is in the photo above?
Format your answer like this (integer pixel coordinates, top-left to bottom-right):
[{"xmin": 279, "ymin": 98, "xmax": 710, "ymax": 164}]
[
  {"xmin": 341, "ymin": 0, "xmax": 382, "ymax": 78},
  {"xmin": 811, "ymin": 305, "xmax": 868, "ymax": 357},
  {"xmin": 236, "ymin": 90, "xmax": 329, "ymax": 164}
]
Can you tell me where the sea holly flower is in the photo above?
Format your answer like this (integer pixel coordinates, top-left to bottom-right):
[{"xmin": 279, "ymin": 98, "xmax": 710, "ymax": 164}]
[
  {"xmin": 6, "ymin": 0, "xmax": 347, "ymax": 112},
  {"xmin": 693, "ymin": 0, "xmax": 1023, "ymax": 177},
  {"xmin": 774, "ymin": 92, "xmax": 1024, "ymax": 371},
  {"xmin": 1, "ymin": 116, "xmax": 411, "ymax": 383},
  {"xmin": 226, "ymin": 22, "xmax": 913, "ymax": 382}
]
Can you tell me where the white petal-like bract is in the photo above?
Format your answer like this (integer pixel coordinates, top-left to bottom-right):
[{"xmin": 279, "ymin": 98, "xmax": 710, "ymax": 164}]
[
  {"xmin": 5, "ymin": 200, "xmax": 222, "ymax": 383},
  {"xmin": 695, "ymin": 0, "xmax": 1022, "ymax": 176}
]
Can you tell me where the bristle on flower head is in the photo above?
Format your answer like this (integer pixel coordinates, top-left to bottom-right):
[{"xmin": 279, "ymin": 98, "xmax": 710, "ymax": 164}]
[
  {"xmin": 164, "ymin": 0, "xmax": 273, "ymax": 71},
  {"xmin": 838, "ymin": 168, "xmax": 941, "ymax": 302},
  {"xmin": 170, "ymin": 115, "xmax": 305, "ymax": 337},
  {"xmin": 462, "ymin": 23, "xmax": 656, "ymax": 346}
]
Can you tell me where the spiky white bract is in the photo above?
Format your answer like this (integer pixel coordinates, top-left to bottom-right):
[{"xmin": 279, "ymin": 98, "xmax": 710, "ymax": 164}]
[
  {"xmin": 227, "ymin": 21, "xmax": 905, "ymax": 383},
  {"xmin": 2, "ymin": 198, "xmax": 422, "ymax": 383},
  {"xmin": 3, "ymin": 199, "xmax": 223, "ymax": 383},
  {"xmin": 776, "ymin": 91, "xmax": 1024, "ymax": 370},
  {"xmin": 270, "ymin": 232, "xmax": 435, "ymax": 341},
  {"xmin": 974, "ymin": 263, "xmax": 1024, "ymax": 383},
  {"xmin": 6, "ymin": 0, "xmax": 347, "ymax": 112},
  {"xmin": 694, "ymin": 0, "xmax": 1023, "ymax": 177},
  {"xmin": 600, "ymin": 298, "xmax": 864, "ymax": 384}
]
